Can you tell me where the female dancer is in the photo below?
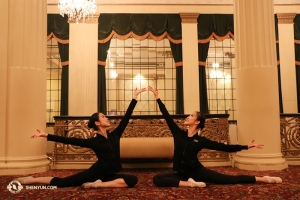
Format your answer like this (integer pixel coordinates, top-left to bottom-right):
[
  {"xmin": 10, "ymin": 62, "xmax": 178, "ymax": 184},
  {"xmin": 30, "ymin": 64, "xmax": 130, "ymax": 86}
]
[
  {"xmin": 148, "ymin": 86, "xmax": 282, "ymax": 188},
  {"xmin": 16, "ymin": 88, "xmax": 146, "ymax": 188}
]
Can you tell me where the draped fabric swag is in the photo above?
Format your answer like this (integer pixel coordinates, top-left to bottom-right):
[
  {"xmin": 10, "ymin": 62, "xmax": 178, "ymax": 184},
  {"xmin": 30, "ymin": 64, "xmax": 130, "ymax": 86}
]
[{"xmin": 47, "ymin": 14, "xmax": 69, "ymax": 115}]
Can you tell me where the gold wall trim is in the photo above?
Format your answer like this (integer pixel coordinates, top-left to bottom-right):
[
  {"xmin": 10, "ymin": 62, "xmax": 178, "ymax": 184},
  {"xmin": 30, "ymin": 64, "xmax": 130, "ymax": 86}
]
[{"xmin": 68, "ymin": 14, "xmax": 100, "ymax": 24}]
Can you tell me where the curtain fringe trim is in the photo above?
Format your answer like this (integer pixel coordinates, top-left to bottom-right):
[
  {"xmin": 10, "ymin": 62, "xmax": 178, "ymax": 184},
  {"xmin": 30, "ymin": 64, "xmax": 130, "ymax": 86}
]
[
  {"xmin": 98, "ymin": 30, "xmax": 182, "ymax": 44},
  {"xmin": 198, "ymin": 32, "xmax": 234, "ymax": 43},
  {"xmin": 98, "ymin": 31, "xmax": 235, "ymax": 44}
]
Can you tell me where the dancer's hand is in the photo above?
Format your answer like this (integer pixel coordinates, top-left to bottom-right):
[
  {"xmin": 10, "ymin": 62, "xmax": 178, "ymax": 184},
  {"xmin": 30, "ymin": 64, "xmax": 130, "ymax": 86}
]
[
  {"xmin": 148, "ymin": 86, "xmax": 159, "ymax": 99},
  {"xmin": 31, "ymin": 129, "xmax": 48, "ymax": 139},
  {"xmin": 133, "ymin": 87, "xmax": 147, "ymax": 99},
  {"xmin": 248, "ymin": 140, "xmax": 264, "ymax": 149}
]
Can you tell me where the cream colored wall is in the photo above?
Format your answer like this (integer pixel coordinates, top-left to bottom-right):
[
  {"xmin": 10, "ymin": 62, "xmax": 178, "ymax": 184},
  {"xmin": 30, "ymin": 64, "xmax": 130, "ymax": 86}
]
[{"xmin": 0, "ymin": 0, "xmax": 8, "ymax": 160}]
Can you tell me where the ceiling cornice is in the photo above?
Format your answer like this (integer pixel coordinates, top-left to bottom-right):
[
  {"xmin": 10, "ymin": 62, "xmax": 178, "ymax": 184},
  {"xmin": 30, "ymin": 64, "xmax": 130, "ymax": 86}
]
[{"xmin": 47, "ymin": 0, "xmax": 300, "ymax": 5}]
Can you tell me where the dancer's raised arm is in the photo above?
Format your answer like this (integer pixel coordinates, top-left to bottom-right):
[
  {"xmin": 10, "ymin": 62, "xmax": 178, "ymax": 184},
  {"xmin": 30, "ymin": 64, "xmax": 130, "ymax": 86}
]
[
  {"xmin": 148, "ymin": 86, "xmax": 181, "ymax": 136},
  {"xmin": 114, "ymin": 87, "xmax": 146, "ymax": 137}
]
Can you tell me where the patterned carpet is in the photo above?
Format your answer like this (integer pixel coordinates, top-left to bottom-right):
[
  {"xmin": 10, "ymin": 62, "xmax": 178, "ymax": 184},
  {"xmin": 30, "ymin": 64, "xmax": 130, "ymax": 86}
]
[{"xmin": 1, "ymin": 166, "xmax": 300, "ymax": 200}]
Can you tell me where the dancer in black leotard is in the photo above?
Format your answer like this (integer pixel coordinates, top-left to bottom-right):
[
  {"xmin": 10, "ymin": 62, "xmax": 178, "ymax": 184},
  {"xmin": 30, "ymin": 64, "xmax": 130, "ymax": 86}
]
[
  {"xmin": 15, "ymin": 88, "xmax": 146, "ymax": 188},
  {"xmin": 148, "ymin": 86, "xmax": 282, "ymax": 188}
]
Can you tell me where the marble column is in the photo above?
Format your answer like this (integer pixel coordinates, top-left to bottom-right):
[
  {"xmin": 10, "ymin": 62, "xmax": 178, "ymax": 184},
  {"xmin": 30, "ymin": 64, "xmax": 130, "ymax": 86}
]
[
  {"xmin": 0, "ymin": 0, "xmax": 50, "ymax": 175},
  {"xmin": 233, "ymin": 0, "xmax": 287, "ymax": 170},
  {"xmin": 69, "ymin": 18, "xmax": 98, "ymax": 116},
  {"xmin": 180, "ymin": 13, "xmax": 200, "ymax": 113},
  {"xmin": 277, "ymin": 13, "xmax": 297, "ymax": 113}
]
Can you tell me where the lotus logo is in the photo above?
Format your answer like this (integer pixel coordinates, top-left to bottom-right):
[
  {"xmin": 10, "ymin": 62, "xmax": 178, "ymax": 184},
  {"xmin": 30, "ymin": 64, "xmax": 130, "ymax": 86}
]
[{"xmin": 7, "ymin": 180, "xmax": 23, "ymax": 194}]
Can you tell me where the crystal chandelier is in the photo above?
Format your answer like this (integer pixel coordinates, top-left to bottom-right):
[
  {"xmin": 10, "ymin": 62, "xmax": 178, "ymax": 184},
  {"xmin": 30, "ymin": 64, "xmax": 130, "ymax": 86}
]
[{"xmin": 58, "ymin": 0, "xmax": 97, "ymax": 23}]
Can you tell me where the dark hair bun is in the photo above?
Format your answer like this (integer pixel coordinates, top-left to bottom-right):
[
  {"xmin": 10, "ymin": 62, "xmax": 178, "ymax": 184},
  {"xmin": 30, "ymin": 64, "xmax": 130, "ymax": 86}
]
[
  {"xmin": 88, "ymin": 121, "xmax": 94, "ymax": 128},
  {"xmin": 88, "ymin": 112, "xmax": 99, "ymax": 130},
  {"xmin": 199, "ymin": 121, "xmax": 205, "ymax": 129}
]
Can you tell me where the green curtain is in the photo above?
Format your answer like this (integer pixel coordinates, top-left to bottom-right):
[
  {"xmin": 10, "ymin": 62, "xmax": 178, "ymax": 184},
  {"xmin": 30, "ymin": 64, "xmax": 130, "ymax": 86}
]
[
  {"xmin": 47, "ymin": 14, "xmax": 69, "ymax": 115},
  {"xmin": 276, "ymin": 43, "xmax": 283, "ymax": 113},
  {"xmin": 169, "ymin": 41, "xmax": 184, "ymax": 114},
  {"xmin": 294, "ymin": 14, "xmax": 300, "ymax": 112},
  {"xmin": 197, "ymin": 14, "xmax": 234, "ymax": 41},
  {"xmin": 58, "ymin": 43, "xmax": 69, "ymax": 115},
  {"xmin": 60, "ymin": 65, "xmax": 69, "ymax": 115},
  {"xmin": 296, "ymin": 46, "xmax": 300, "ymax": 113},
  {"xmin": 97, "ymin": 42, "xmax": 111, "ymax": 114},
  {"xmin": 274, "ymin": 15, "xmax": 283, "ymax": 113},
  {"xmin": 198, "ymin": 42, "xmax": 210, "ymax": 114},
  {"xmin": 47, "ymin": 14, "xmax": 69, "ymax": 41}
]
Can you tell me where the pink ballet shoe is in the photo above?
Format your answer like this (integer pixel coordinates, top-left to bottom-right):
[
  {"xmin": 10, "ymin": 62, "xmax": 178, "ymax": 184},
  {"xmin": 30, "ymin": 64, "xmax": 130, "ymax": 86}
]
[
  {"xmin": 263, "ymin": 176, "xmax": 282, "ymax": 184},
  {"xmin": 188, "ymin": 178, "xmax": 206, "ymax": 187},
  {"xmin": 14, "ymin": 176, "xmax": 33, "ymax": 184},
  {"xmin": 82, "ymin": 179, "xmax": 102, "ymax": 188}
]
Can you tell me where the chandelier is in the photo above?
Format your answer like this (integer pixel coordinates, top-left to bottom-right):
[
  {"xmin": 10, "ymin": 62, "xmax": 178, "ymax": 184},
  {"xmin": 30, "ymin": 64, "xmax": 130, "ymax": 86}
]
[{"xmin": 58, "ymin": 0, "xmax": 97, "ymax": 23}]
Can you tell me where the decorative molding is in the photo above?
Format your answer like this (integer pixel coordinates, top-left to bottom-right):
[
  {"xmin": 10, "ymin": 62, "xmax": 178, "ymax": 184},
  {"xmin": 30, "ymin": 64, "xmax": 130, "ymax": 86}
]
[
  {"xmin": 180, "ymin": 13, "xmax": 199, "ymax": 23},
  {"xmin": 277, "ymin": 13, "xmax": 297, "ymax": 24},
  {"xmin": 280, "ymin": 116, "xmax": 300, "ymax": 158},
  {"xmin": 47, "ymin": 0, "xmax": 300, "ymax": 5},
  {"xmin": 68, "ymin": 15, "xmax": 99, "ymax": 24}
]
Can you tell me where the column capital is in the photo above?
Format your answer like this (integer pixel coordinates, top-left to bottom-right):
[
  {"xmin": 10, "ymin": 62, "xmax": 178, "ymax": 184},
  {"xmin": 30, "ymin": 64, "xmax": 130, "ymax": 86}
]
[
  {"xmin": 277, "ymin": 13, "xmax": 297, "ymax": 24},
  {"xmin": 180, "ymin": 13, "xmax": 199, "ymax": 23},
  {"xmin": 68, "ymin": 14, "xmax": 99, "ymax": 24}
]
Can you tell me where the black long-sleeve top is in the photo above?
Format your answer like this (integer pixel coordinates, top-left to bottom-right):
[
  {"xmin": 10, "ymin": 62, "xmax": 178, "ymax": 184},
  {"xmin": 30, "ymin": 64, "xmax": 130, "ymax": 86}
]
[
  {"xmin": 156, "ymin": 98, "xmax": 248, "ymax": 173},
  {"xmin": 47, "ymin": 99, "xmax": 138, "ymax": 174}
]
